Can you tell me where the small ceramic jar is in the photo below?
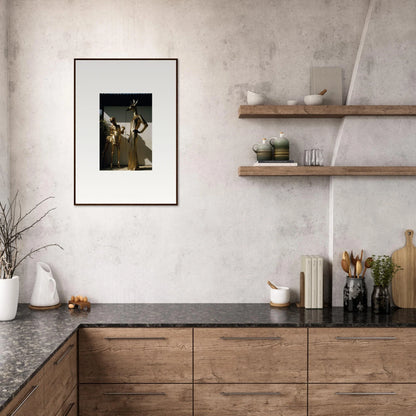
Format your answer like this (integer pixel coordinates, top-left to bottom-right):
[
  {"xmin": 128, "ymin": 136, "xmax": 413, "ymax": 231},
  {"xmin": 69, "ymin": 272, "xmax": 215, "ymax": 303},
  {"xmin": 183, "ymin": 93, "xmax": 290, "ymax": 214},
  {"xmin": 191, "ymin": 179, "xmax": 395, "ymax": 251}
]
[
  {"xmin": 270, "ymin": 132, "xmax": 289, "ymax": 160},
  {"xmin": 252, "ymin": 138, "xmax": 272, "ymax": 161}
]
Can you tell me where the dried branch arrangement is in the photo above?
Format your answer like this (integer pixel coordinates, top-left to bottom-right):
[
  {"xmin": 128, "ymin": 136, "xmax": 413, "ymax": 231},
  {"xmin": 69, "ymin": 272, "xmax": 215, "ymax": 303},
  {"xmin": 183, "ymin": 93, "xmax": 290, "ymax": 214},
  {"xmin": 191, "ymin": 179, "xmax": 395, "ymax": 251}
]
[{"xmin": 0, "ymin": 193, "xmax": 63, "ymax": 279}]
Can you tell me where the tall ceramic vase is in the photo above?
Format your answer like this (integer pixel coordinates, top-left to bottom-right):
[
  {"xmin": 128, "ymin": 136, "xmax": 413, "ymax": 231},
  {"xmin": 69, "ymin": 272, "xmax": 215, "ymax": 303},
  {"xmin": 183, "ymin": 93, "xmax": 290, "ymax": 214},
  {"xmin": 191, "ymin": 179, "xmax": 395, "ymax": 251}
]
[{"xmin": 0, "ymin": 276, "xmax": 19, "ymax": 321}]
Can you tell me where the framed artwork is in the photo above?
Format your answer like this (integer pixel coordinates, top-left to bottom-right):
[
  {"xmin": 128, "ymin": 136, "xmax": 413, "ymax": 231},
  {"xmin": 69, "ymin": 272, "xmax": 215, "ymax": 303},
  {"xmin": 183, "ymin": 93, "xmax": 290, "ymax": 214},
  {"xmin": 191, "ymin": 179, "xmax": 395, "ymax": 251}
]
[{"xmin": 74, "ymin": 58, "xmax": 178, "ymax": 205}]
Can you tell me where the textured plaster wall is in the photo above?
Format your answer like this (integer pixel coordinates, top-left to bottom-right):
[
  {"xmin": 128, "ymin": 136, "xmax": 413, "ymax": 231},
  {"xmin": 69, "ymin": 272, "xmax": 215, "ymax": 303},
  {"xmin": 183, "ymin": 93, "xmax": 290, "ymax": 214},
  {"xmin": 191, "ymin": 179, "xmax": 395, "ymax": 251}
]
[
  {"xmin": 0, "ymin": 0, "xmax": 9, "ymax": 202},
  {"xmin": 331, "ymin": 0, "xmax": 416, "ymax": 305},
  {"xmin": 8, "ymin": 0, "xmax": 409, "ymax": 305}
]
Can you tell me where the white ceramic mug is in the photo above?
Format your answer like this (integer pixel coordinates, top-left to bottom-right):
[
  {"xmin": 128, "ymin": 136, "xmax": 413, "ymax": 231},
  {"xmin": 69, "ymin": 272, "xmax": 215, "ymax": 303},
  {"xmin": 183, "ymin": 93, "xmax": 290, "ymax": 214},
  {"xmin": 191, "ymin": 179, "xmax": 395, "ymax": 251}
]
[{"xmin": 270, "ymin": 286, "xmax": 290, "ymax": 304}]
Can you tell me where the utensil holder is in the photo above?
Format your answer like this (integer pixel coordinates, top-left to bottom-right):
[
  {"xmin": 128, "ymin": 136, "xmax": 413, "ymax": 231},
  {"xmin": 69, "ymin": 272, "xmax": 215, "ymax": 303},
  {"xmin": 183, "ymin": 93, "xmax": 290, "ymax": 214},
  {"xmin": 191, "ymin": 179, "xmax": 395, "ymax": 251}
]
[{"xmin": 343, "ymin": 276, "xmax": 367, "ymax": 312}]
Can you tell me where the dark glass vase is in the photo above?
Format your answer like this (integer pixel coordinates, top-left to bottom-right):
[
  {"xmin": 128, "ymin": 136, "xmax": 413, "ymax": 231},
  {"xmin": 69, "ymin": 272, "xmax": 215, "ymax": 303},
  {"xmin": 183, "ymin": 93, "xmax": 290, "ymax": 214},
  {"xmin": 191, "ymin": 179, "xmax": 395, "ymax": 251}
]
[
  {"xmin": 371, "ymin": 285, "xmax": 391, "ymax": 314},
  {"xmin": 343, "ymin": 276, "xmax": 367, "ymax": 312}
]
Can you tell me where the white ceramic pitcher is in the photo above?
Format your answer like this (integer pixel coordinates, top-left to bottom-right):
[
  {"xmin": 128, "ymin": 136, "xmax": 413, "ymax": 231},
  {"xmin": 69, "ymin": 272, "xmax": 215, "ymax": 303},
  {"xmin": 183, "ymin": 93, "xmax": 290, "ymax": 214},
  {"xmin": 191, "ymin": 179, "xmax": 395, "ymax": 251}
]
[{"xmin": 30, "ymin": 262, "xmax": 60, "ymax": 307}]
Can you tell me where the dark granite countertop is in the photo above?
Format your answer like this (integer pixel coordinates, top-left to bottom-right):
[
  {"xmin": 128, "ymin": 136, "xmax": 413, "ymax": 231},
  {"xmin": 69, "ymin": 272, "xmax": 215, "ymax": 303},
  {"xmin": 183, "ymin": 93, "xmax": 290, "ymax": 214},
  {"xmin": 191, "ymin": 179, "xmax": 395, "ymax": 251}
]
[{"xmin": 1, "ymin": 303, "xmax": 416, "ymax": 411}]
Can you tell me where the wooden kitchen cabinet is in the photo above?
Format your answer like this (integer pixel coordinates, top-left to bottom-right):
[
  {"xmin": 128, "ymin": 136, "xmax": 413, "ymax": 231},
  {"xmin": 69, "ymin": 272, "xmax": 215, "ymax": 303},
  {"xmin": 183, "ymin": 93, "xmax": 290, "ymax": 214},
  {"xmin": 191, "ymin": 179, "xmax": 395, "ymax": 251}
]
[
  {"xmin": 0, "ymin": 370, "xmax": 44, "ymax": 416},
  {"xmin": 309, "ymin": 328, "xmax": 416, "ymax": 383},
  {"xmin": 79, "ymin": 327, "xmax": 192, "ymax": 383},
  {"xmin": 309, "ymin": 384, "xmax": 416, "ymax": 415},
  {"xmin": 55, "ymin": 386, "xmax": 77, "ymax": 416},
  {"xmin": 79, "ymin": 383, "xmax": 192, "ymax": 416},
  {"xmin": 194, "ymin": 384, "xmax": 307, "ymax": 416},
  {"xmin": 43, "ymin": 333, "xmax": 77, "ymax": 415},
  {"xmin": 194, "ymin": 328, "xmax": 307, "ymax": 383}
]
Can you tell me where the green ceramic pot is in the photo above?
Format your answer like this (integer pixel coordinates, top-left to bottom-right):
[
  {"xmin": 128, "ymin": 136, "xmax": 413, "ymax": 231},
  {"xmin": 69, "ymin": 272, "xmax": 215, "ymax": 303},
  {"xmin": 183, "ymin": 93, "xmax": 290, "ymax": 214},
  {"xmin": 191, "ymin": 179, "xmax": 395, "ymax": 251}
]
[
  {"xmin": 270, "ymin": 132, "xmax": 289, "ymax": 160},
  {"xmin": 252, "ymin": 138, "xmax": 272, "ymax": 161}
]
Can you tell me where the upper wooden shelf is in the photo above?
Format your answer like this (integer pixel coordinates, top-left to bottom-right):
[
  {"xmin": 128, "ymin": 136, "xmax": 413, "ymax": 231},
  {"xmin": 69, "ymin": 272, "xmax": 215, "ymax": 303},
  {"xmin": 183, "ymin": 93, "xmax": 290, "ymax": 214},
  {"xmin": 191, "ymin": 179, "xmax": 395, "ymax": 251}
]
[
  {"xmin": 238, "ymin": 105, "xmax": 416, "ymax": 118},
  {"xmin": 238, "ymin": 166, "xmax": 416, "ymax": 176}
]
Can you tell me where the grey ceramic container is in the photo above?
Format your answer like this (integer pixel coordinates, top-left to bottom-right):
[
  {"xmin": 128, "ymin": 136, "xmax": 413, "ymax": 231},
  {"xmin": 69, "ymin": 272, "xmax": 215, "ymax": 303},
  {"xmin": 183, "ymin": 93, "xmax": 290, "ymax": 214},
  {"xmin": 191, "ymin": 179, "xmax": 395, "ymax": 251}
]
[{"xmin": 252, "ymin": 138, "xmax": 273, "ymax": 161}]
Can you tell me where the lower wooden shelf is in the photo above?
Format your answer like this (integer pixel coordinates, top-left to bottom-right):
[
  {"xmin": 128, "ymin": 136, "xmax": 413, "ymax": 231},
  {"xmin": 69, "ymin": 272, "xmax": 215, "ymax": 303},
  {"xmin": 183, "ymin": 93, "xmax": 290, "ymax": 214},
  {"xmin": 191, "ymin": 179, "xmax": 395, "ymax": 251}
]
[{"xmin": 238, "ymin": 166, "xmax": 416, "ymax": 176}]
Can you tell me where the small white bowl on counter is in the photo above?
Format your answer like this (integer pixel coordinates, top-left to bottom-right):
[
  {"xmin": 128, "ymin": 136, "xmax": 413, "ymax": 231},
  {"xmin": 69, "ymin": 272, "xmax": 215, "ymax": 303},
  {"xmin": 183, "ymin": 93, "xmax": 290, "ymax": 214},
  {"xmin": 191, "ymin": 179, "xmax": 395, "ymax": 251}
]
[{"xmin": 270, "ymin": 286, "xmax": 290, "ymax": 307}]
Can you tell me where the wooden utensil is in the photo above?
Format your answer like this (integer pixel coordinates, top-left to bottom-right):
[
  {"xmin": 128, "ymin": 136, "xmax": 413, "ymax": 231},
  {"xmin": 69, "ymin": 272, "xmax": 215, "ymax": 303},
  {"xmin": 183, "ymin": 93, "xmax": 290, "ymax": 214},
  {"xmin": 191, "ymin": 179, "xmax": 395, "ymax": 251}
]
[
  {"xmin": 319, "ymin": 89, "xmax": 327, "ymax": 95},
  {"xmin": 356, "ymin": 260, "xmax": 363, "ymax": 277},
  {"xmin": 341, "ymin": 259, "xmax": 351, "ymax": 277},
  {"xmin": 267, "ymin": 281, "xmax": 278, "ymax": 290},
  {"xmin": 392, "ymin": 230, "xmax": 416, "ymax": 308},
  {"xmin": 362, "ymin": 257, "xmax": 373, "ymax": 277}
]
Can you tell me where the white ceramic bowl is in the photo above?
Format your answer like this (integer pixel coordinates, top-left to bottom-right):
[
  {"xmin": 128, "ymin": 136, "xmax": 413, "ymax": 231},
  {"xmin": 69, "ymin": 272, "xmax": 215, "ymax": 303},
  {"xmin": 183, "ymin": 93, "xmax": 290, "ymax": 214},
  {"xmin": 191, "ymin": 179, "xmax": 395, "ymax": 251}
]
[
  {"xmin": 270, "ymin": 286, "xmax": 290, "ymax": 304},
  {"xmin": 287, "ymin": 100, "xmax": 297, "ymax": 105},
  {"xmin": 247, "ymin": 90, "xmax": 265, "ymax": 105},
  {"xmin": 304, "ymin": 94, "xmax": 323, "ymax": 105}
]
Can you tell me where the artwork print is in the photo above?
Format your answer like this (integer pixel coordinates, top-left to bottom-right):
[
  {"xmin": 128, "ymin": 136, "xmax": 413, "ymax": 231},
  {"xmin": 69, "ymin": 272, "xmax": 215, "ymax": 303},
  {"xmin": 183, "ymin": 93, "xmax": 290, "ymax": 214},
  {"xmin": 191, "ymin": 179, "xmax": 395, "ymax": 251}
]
[
  {"xmin": 74, "ymin": 59, "xmax": 177, "ymax": 205},
  {"xmin": 100, "ymin": 93, "xmax": 152, "ymax": 171}
]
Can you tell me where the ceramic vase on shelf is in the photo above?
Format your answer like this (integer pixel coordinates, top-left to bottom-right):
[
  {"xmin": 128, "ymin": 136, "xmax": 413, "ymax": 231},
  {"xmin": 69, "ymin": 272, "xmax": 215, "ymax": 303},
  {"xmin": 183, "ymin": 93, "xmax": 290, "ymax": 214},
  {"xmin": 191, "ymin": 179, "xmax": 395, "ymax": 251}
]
[
  {"xmin": 371, "ymin": 286, "xmax": 391, "ymax": 314},
  {"xmin": 270, "ymin": 132, "xmax": 289, "ymax": 160},
  {"xmin": 0, "ymin": 276, "xmax": 19, "ymax": 321},
  {"xmin": 252, "ymin": 138, "xmax": 272, "ymax": 161},
  {"xmin": 343, "ymin": 276, "xmax": 367, "ymax": 312}
]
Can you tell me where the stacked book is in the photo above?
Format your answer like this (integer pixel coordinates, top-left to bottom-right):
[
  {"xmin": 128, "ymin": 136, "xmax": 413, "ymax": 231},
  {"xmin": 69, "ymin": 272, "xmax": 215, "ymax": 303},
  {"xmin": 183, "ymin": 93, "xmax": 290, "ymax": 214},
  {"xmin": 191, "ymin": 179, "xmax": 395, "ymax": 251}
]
[
  {"xmin": 253, "ymin": 160, "xmax": 298, "ymax": 166},
  {"xmin": 301, "ymin": 255, "xmax": 323, "ymax": 309}
]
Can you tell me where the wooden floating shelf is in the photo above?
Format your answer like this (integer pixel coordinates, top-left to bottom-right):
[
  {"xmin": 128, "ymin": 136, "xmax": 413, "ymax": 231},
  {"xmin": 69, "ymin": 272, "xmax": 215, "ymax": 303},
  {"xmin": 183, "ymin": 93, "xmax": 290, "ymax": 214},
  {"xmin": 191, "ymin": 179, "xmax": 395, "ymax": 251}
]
[
  {"xmin": 238, "ymin": 105, "xmax": 416, "ymax": 118},
  {"xmin": 238, "ymin": 166, "xmax": 416, "ymax": 176}
]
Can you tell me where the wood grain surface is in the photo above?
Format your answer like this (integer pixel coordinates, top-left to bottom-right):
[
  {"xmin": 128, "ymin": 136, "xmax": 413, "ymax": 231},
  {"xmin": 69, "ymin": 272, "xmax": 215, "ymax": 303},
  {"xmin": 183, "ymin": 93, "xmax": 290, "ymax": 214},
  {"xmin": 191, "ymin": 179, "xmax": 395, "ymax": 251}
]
[
  {"xmin": 309, "ymin": 328, "xmax": 416, "ymax": 383},
  {"xmin": 0, "ymin": 369, "xmax": 44, "ymax": 416},
  {"xmin": 43, "ymin": 333, "xmax": 77, "ymax": 415},
  {"xmin": 238, "ymin": 105, "xmax": 416, "ymax": 118},
  {"xmin": 194, "ymin": 328, "xmax": 307, "ymax": 383},
  {"xmin": 55, "ymin": 386, "xmax": 77, "ymax": 416},
  {"xmin": 79, "ymin": 328, "xmax": 192, "ymax": 383},
  {"xmin": 392, "ymin": 229, "xmax": 416, "ymax": 308},
  {"xmin": 194, "ymin": 384, "xmax": 307, "ymax": 416},
  {"xmin": 79, "ymin": 383, "xmax": 192, "ymax": 416},
  {"xmin": 238, "ymin": 166, "xmax": 416, "ymax": 176},
  {"xmin": 309, "ymin": 384, "xmax": 416, "ymax": 416}
]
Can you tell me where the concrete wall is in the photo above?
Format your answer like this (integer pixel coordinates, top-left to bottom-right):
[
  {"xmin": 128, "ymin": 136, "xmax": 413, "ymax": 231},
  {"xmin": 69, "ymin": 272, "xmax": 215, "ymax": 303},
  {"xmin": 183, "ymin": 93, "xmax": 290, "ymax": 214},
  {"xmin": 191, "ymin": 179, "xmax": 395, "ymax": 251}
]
[
  {"xmin": 6, "ymin": 0, "xmax": 414, "ymax": 305},
  {"xmin": 0, "ymin": 0, "xmax": 9, "ymax": 203}
]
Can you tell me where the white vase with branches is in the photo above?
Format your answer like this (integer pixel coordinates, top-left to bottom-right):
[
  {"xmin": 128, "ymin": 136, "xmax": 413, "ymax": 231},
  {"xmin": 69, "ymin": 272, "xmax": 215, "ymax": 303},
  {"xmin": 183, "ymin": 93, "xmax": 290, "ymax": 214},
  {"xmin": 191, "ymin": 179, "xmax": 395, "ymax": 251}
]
[{"xmin": 0, "ymin": 193, "xmax": 62, "ymax": 320}]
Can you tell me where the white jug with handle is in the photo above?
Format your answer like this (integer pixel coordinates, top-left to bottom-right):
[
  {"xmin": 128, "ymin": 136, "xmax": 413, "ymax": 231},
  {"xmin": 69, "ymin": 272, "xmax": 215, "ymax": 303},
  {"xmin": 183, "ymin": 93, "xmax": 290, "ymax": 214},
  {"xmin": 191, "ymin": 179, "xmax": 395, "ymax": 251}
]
[{"xmin": 30, "ymin": 262, "xmax": 60, "ymax": 308}]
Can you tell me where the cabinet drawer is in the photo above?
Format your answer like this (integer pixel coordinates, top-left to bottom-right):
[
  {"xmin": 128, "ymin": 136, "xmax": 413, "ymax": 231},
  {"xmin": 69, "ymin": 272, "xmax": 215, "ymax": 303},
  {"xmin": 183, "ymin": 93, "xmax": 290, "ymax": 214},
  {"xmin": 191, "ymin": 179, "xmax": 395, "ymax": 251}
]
[
  {"xmin": 1, "ymin": 370, "xmax": 43, "ymax": 416},
  {"xmin": 309, "ymin": 328, "xmax": 416, "ymax": 382},
  {"xmin": 79, "ymin": 328, "xmax": 192, "ymax": 383},
  {"xmin": 194, "ymin": 384, "xmax": 307, "ymax": 416},
  {"xmin": 43, "ymin": 333, "xmax": 77, "ymax": 415},
  {"xmin": 194, "ymin": 328, "xmax": 307, "ymax": 383},
  {"xmin": 55, "ymin": 386, "xmax": 77, "ymax": 416},
  {"xmin": 309, "ymin": 384, "xmax": 416, "ymax": 416},
  {"xmin": 79, "ymin": 383, "xmax": 192, "ymax": 416}
]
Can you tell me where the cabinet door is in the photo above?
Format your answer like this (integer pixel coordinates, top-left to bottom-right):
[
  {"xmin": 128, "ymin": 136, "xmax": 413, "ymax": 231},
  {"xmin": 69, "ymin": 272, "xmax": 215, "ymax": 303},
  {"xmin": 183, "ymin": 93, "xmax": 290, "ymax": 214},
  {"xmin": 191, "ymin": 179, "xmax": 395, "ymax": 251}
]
[
  {"xmin": 309, "ymin": 384, "xmax": 416, "ymax": 416},
  {"xmin": 43, "ymin": 333, "xmax": 77, "ymax": 415},
  {"xmin": 0, "ymin": 370, "xmax": 43, "ymax": 416},
  {"xmin": 194, "ymin": 328, "xmax": 307, "ymax": 383},
  {"xmin": 309, "ymin": 328, "xmax": 416, "ymax": 382},
  {"xmin": 79, "ymin": 328, "xmax": 192, "ymax": 383},
  {"xmin": 79, "ymin": 384, "xmax": 192, "ymax": 416},
  {"xmin": 55, "ymin": 386, "xmax": 77, "ymax": 416},
  {"xmin": 194, "ymin": 384, "xmax": 307, "ymax": 416}
]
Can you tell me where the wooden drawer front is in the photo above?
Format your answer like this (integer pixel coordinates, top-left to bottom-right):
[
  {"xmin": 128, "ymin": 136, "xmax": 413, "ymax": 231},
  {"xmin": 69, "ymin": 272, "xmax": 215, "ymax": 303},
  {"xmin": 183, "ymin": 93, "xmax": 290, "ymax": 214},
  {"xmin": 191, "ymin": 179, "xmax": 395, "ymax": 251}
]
[
  {"xmin": 194, "ymin": 328, "xmax": 307, "ymax": 383},
  {"xmin": 309, "ymin": 384, "xmax": 416, "ymax": 416},
  {"xmin": 1, "ymin": 370, "xmax": 43, "ymax": 416},
  {"xmin": 43, "ymin": 333, "xmax": 77, "ymax": 415},
  {"xmin": 194, "ymin": 384, "xmax": 307, "ymax": 416},
  {"xmin": 79, "ymin": 384, "xmax": 192, "ymax": 416},
  {"xmin": 55, "ymin": 386, "xmax": 77, "ymax": 416},
  {"xmin": 79, "ymin": 328, "xmax": 192, "ymax": 383},
  {"xmin": 309, "ymin": 328, "xmax": 416, "ymax": 383}
]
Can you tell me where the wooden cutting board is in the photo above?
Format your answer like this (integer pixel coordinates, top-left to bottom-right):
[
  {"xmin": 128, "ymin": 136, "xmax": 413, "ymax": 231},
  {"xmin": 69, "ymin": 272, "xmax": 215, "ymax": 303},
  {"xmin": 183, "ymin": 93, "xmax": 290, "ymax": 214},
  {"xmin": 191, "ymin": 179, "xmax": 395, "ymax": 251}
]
[{"xmin": 392, "ymin": 230, "xmax": 416, "ymax": 308}]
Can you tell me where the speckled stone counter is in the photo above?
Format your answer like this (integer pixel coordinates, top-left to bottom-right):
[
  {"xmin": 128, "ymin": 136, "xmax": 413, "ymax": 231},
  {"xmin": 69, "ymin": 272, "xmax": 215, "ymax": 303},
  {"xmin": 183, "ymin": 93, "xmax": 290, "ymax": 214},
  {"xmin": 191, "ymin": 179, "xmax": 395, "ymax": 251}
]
[{"xmin": 1, "ymin": 303, "xmax": 416, "ymax": 411}]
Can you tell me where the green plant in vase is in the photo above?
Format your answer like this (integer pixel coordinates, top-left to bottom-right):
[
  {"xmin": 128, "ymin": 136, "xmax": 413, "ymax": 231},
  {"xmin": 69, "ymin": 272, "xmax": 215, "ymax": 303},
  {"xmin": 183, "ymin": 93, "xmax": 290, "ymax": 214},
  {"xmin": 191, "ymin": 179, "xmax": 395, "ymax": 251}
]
[{"xmin": 371, "ymin": 255, "xmax": 402, "ymax": 314}]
